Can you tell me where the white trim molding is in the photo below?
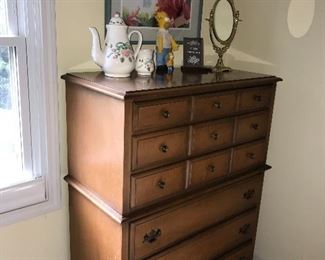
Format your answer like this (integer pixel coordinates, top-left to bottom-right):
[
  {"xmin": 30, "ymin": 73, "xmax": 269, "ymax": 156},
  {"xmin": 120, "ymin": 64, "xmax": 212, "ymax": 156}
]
[{"xmin": 0, "ymin": 0, "xmax": 60, "ymax": 226}]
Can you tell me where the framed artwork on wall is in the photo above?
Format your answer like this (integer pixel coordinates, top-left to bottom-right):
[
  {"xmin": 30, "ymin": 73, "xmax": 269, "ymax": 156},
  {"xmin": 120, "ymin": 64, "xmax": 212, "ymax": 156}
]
[{"xmin": 105, "ymin": 0, "xmax": 203, "ymax": 44}]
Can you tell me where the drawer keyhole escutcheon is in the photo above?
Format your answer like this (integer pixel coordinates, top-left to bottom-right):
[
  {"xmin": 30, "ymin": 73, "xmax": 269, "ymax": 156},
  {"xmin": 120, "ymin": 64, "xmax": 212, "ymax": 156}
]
[
  {"xmin": 162, "ymin": 110, "xmax": 171, "ymax": 119},
  {"xmin": 213, "ymin": 101, "xmax": 222, "ymax": 109},
  {"xmin": 251, "ymin": 123, "xmax": 259, "ymax": 130},
  {"xmin": 157, "ymin": 180, "xmax": 166, "ymax": 189},
  {"xmin": 207, "ymin": 165, "xmax": 216, "ymax": 173},
  {"xmin": 143, "ymin": 229, "xmax": 162, "ymax": 243},
  {"xmin": 211, "ymin": 132, "xmax": 219, "ymax": 140},
  {"xmin": 246, "ymin": 153, "xmax": 256, "ymax": 160},
  {"xmin": 243, "ymin": 189, "xmax": 255, "ymax": 200},
  {"xmin": 253, "ymin": 95, "xmax": 262, "ymax": 102},
  {"xmin": 160, "ymin": 144, "xmax": 169, "ymax": 153},
  {"xmin": 239, "ymin": 224, "xmax": 250, "ymax": 234}
]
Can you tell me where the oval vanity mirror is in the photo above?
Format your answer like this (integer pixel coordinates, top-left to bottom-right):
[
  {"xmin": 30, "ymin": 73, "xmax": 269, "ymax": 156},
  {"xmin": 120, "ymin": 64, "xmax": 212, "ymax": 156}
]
[{"xmin": 208, "ymin": 0, "xmax": 240, "ymax": 72}]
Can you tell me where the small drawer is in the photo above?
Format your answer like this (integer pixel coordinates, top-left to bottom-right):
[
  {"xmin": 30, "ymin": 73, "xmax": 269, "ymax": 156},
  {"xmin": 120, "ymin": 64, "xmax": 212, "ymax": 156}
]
[
  {"xmin": 130, "ymin": 174, "xmax": 263, "ymax": 259},
  {"xmin": 150, "ymin": 210, "xmax": 257, "ymax": 260},
  {"xmin": 191, "ymin": 119, "xmax": 234, "ymax": 155},
  {"xmin": 235, "ymin": 111, "xmax": 269, "ymax": 143},
  {"xmin": 189, "ymin": 150, "xmax": 231, "ymax": 187},
  {"xmin": 132, "ymin": 128, "xmax": 188, "ymax": 170},
  {"xmin": 238, "ymin": 87, "xmax": 272, "ymax": 111},
  {"xmin": 219, "ymin": 243, "xmax": 254, "ymax": 260},
  {"xmin": 133, "ymin": 98, "xmax": 191, "ymax": 132},
  {"xmin": 232, "ymin": 142, "xmax": 267, "ymax": 173},
  {"xmin": 131, "ymin": 163, "xmax": 187, "ymax": 208},
  {"xmin": 193, "ymin": 91, "xmax": 237, "ymax": 121}
]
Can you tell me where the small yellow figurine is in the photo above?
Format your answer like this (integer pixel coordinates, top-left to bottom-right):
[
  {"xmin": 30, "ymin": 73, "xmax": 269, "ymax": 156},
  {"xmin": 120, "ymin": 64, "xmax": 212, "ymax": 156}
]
[
  {"xmin": 155, "ymin": 11, "xmax": 179, "ymax": 73},
  {"xmin": 166, "ymin": 52, "xmax": 174, "ymax": 73}
]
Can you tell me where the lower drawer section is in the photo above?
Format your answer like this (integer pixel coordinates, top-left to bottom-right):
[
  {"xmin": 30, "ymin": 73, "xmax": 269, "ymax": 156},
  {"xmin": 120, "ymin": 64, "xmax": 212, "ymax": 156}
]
[
  {"xmin": 219, "ymin": 242, "xmax": 254, "ymax": 260},
  {"xmin": 149, "ymin": 210, "xmax": 257, "ymax": 260},
  {"xmin": 130, "ymin": 174, "xmax": 263, "ymax": 259}
]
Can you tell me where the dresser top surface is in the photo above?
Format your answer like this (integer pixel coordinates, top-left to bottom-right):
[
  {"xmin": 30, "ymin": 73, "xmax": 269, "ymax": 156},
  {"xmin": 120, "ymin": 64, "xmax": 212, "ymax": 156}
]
[{"xmin": 62, "ymin": 69, "xmax": 282, "ymax": 100}]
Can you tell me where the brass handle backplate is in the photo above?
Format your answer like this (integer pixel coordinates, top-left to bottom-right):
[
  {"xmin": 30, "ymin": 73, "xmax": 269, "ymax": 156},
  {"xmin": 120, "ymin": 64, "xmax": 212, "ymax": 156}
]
[
  {"xmin": 143, "ymin": 229, "xmax": 161, "ymax": 243},
  {"xmin": 214, "ymin": 101, "xmax": 222, "ymax": 109},
  {"xmin": 251, "ymin": 123, "xmax": 259, "ymax": 130},
  {"xmin": 157, "ymin": 180, "xmax": 166, "ymax": 189},
  {"xmin": 246, "ymin": 152, "xmax": 256, "ymax": 160},
  {"xmin": 207, "ymin": 165, "xmax": 216, "ymax": 173},
  {"xmin": 160, "ymin": 144, "xmax": 169, "ymax": 153},
  {"xmin": 239, "ymin": 224, "xmax": 250, "ymax": 234},
  {"xmin": 162, "ymin": 110, "xmax": 171, "ymax": 119},
  {"xmin": 211, "ymin": 132, "xmax": 219, "ymax": 140},
  {"xmin": 243, "ymin": 189, "xmax": 255, "ymax": 200},
  {"xmin": 253, "ymin": 95, "xmax": 262, "ymax": 102}
]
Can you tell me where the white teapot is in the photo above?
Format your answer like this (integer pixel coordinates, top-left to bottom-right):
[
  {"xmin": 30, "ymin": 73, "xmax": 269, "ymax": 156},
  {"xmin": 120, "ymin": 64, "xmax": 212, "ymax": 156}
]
[{"xmin": 89, "ymin": 13, "xmax": 143, "ymax": 78}]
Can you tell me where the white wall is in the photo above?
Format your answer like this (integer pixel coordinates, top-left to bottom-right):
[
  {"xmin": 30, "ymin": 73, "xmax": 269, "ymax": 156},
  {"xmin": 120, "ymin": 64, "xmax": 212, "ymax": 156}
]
[{"xmin": 228, "ymin": 1, "xmax": 325, "ymax": 259}]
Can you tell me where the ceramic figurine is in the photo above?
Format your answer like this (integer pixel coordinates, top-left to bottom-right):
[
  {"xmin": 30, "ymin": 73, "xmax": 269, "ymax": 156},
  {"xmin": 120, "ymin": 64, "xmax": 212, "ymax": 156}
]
[
  {"xmin": 136, "ymin": 49, "xmax": 155, "ymax": 76},
  {"xmin": 89, "ymin": 12, "xmax": 143, "ymax": 78},
  {"xmin": 166, "ymin": 52, "xmax": 174, "ymax": 73},
  {"xmin": 155, "ymin": 11, "xmax": 179, "ymax": 73}
]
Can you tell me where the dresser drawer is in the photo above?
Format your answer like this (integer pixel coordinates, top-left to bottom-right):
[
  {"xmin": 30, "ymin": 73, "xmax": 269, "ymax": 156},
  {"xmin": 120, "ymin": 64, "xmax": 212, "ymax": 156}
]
[
  {"xmin": 132, "ymin": 128, "xmax": 188, "ymax": 170},
  {"xmin": 149, "ymin": 210, "xmax": 257, "ymax": 260},
  {"xmin": 191, "ymin": 119, "xmax": 234, "ymax": 155},
  {"xmin": 238, "ymin": 87, "xmax": 272, "ymax": 111},
  {"xmin": 235, "ymin": 111, "xmax": 269, "ymax": 143},
  {"xmin": 192, "ymin": 91, "xmax": 237, "ymax": 121},
  {"xmin": 219, "ymin": 243, "xmax": 254, "ymax": 260},
  {"xmin": 189, "ymin": 150, "xmax": 231, "ymax": 187},
  {"xmin": 131, "ymin": 163, "xmax": 187, "ymax": 208},
  {"xmin": 133, "ymin": 97, "xmax": 191, "ymax": 132},
  {"xmin": 130, "ymin": 174, "xmax": 263, "ymax": 259},
  {"xmin": 232, "ymin": 142, "xmax": 267, "ymax": 173}
]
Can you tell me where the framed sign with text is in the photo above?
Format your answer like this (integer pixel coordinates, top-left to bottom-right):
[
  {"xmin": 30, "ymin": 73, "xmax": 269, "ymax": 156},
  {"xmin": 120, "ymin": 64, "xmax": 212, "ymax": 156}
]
[{"xmin": 183, "ymin": 37, "xmax": 204, "ymax": 67}]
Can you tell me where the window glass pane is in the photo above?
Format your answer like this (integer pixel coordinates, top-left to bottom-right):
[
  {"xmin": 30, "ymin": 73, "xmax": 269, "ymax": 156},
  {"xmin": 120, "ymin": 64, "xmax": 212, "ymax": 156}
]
[
  {"xmin": 0, "ymin": 0, "xmax": 8, "ymax": 35},
  {"xmin": 0, "ymin": 46, "xmax": 32, "ymax": 189}
]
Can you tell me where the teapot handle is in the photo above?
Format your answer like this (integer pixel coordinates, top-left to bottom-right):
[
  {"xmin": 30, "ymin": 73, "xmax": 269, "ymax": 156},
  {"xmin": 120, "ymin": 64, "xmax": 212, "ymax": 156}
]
[{"xmin": 128, "ymin": 30, "xmax": 143, "ymax": 59}]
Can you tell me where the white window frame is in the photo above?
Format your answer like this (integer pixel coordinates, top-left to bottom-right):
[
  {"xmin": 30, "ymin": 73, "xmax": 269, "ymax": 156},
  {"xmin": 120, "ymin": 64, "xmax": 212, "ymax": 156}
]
[{"xmin": 0, "ymin": 0, "xmax": 60, "ymax": 226}]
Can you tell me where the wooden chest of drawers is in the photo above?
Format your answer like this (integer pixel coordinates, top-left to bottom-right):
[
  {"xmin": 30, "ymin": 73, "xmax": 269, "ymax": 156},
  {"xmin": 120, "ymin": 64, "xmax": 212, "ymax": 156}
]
[{"xmin": 63, "ymin": 69, "xmax": 281, "ymax": 260}]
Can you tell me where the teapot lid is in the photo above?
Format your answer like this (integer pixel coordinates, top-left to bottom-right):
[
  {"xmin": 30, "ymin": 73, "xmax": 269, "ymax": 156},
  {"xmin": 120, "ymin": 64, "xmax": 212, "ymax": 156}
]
[{"xmin": 109, "ymin": 12, "xmax": 126, "ymax": 26}]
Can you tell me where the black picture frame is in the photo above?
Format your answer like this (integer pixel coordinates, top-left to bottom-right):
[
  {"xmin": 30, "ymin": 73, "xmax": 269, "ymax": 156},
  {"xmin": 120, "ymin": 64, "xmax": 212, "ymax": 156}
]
[
  {"xmin": 183, "ymin": 37, "xmax": 204, "ymax": 67},
  {"xmin": 104, "ymin": 0, "xmax": 203, "ymax": 44}
]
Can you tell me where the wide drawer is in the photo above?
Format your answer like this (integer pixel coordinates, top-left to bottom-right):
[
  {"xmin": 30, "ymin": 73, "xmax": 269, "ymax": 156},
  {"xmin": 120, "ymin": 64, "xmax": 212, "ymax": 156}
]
[
  {"xmin": 133, "ymin": 97, "xmax": 191, "ymax": 132},
  {"xmin": 131, "ymin": 163, "xmax": 187, "ymax": 208},
  {"xmin": 191, "ymin": 119, "xmax": 234, "ymax": 155},
  {"xmin": 238, "ymin": 87, "xmax": 272, "ymax": 112},
  {"xmin": 130, "ymin": 174, "xmax": 264, "ymax": 259},
  {"xmin": 235, "ymin": 111, "xmax": 269, "ymax": 143},
  {"xmin": 132, "ymin": 128, "xmax": 188, "ymax": 170},
  {"xmin": 149, "ymin": 210, "xmax": 257, "ymax": 260},
  {"xmin": 189, "ymin": 150, "xmax": 231, "ymax": 187},
  {"xmin": 192, "ymin": 91, "xmax": 237, "ymax": 121},
  {"xmin": 232, "ymin": 141, "xmax": 267, "ymax": 173}
]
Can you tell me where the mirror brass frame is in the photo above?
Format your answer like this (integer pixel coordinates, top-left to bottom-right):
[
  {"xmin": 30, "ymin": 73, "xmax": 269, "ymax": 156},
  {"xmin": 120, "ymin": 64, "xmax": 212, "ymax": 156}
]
[{"xmin": 208, "ymin": 0, "xmax": 240, "ymax": 72}]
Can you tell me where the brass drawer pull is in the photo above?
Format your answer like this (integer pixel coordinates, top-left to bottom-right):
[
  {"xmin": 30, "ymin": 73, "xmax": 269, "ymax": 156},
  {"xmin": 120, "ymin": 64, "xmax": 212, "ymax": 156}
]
[
  {"xmin": 157, "ymin": 180, "xmax": 166, "ymax": 189},
  {"xmin": 207, "ymin": 165, "xmax": 216, "ymax": 173},
  {"xmin": 243, "ymin": 189, "xmax": 255, "ymax": 200},
  {"xmin": 160, "ymin": 144, "xmax": 169, "ymax": 153},
  {"xmin": 253, "ymin": 95, "xmax": 262, "ymax": 102},
  {"xmin": 162, "ymin": 110, "xmax": 171, "ymax": 119},
  {"xmin": 211, "ymin": 132, "xmax": 219, "ymax": 140},
  {"xmin": 143, "ymin": 229, "xmax": 161, "ymax": 243},
  {"xmin": 213, "ymin": 101, "xmax": 222, "ymax": 109},
  {"xmin": 246, "ymin": 152, "xmax": 256, "ymax": 160},
  {"xmin": 250, "ymin": 123, "xmax": 259, "ymax": 130},
  {"xmin": 239, "ymin": 224, "xmax": 250, "ymax": 234}
]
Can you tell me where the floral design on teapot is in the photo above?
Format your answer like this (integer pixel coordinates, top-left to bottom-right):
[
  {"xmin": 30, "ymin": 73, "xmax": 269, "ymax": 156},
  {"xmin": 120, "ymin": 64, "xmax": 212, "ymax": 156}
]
[{"xmin": 107, "ymin": 42, "xmax": 135, "ymax": 63}]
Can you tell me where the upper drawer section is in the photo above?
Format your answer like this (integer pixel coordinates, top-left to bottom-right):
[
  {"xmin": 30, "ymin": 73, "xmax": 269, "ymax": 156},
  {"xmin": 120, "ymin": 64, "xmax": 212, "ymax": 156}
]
[
  {"xmin": 133, "ymin": 97, "xmax": 191, "ymax": 132},
  {"xmin": 192, "ymin": 91, "xmax": 237, "ymax": 121},
  {"xmin": 238, "ymin": 87, "xmax": 272, "ymax": 111}
]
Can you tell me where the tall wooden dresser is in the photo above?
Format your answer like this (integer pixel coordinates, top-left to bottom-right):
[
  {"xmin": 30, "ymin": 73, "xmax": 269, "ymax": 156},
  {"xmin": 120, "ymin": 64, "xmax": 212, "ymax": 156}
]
[{"xmin": 63, "ymin": 69, "xmax": 281, "ymax": 260}]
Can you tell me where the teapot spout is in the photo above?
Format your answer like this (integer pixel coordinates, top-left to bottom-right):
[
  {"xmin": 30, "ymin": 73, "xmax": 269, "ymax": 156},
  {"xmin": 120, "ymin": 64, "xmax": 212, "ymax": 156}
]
[{"xmin": 89, "ymin": 27, "xmax": 104, "ymax": 68}]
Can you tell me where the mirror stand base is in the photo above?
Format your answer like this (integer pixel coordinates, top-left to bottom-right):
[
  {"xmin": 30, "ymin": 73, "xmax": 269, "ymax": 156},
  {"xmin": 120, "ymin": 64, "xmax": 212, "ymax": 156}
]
[{"xmin": 214, "ymin": 58, "xmax": 232, "ymax": 73}]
